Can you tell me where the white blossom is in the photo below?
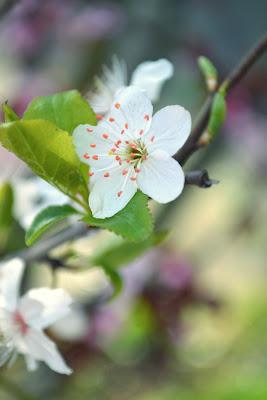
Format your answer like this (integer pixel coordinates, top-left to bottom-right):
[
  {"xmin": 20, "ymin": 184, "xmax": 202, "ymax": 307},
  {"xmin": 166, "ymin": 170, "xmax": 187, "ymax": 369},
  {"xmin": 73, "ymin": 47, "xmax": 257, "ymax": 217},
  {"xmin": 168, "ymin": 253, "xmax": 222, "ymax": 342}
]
[
  {"xmin": 73, "ymin": 86, "xmax": 191, "ymax": 219},
  {"xmin": 87, "ymin": 57, "xmax": 173, "ymax": 115},
  {"xmin": 0, "ymin": 258, "xmax": 72, "ymax": 374}
]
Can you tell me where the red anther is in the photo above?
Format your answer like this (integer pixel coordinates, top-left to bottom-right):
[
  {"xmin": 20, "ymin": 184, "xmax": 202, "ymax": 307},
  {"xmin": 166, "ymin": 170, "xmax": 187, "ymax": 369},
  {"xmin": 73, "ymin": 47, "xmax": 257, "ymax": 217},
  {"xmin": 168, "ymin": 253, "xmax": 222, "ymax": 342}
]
[
  {"xmin": 96, "ymin": 114, "xmax": 103, "ymax": 120},
  {"xmin": 130, "ymin": 176, "xmax": 137, "ymax": 181},
  {"xmin": 89, "ymin": 171, "xmax": 94, "ymax": 177},
  {"xmin": 109, "ymin": 117, "xmax": 115, "ymax": 122},
  {"xmin": 87, "ymin": 128, "xmax": 93, "ymax": 133},
  {"xmin": 125, "ymin": 140, "xmax": 129, "ymax": 145},
  {"xmin": 111, "ymin": 147, "xmax": 116, "ymax": 153},
  {"xmin": 144, "ymin": 114, "xmax": 150, "ymax": 121},
  {"xmin": 83, "ymin": 153, "xmax": 90, "ymax": 159},
  {"xmin": 130, "ymin": 143, "xmax": 137, "ymax": 149},
  {"xmin": 115, "ymin": 103, "xmax": 121, "ymax": 109},
  {"xmin": 115, "ymin": 155, "xmax": 121, "ymax": 161},
  {"xmin": 90, "ymin": 144, "xmax": 96, "ymax": 148},
  {"xmin": 121, "ymin": 129, "xmax": 125, "ymax": 135},
  {"xmin": 122, "ymin": 169, "xmax": 128, "ymax": 176},
  {"xmin": 135, "ymin": 167, "xmax": 141, "ymax": 173},
  {"xmin": 92, "ymin": 155, "xmax": 99, "ymax": 160},
  {"xmin": 130, "ymin": 152, "xmax": 136, "ymax": 158},
  {"xmin": 139, "ymin": 129, "xmax": 144, "ymax": 136},
  {"xmin": 104, "ymin": 172, "xmax": 110, "ymax": 178},
  {"xmin": 150, "ymin": 136, "xmax": 155, "ymax": 142},
  {"xmin": 125, "ymin": 123, "xmax": 129, "ymax": 129},
  {"xmin": 117, "ymin": 191, "xmax": 123, "ymax": 197},
  {"xmin": 102, "ymin": 133, "xmax": 109, "ymax": 139}
]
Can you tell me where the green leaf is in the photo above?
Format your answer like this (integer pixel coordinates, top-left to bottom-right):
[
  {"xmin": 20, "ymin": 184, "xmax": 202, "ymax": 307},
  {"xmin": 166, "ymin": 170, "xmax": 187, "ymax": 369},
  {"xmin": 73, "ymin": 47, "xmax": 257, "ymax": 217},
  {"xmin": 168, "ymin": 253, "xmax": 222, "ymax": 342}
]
[
  {"xmin": 0, "ymin": 119, "xmax": 89, "ymax": 202},
  {"xmin": 26, "ymin": 204, "xmax": 80, "ymax": 246},
  {"xmin": 0, "ymin": 182, "xmax": 14, "ymax": 228},
  {"xmin": 83, "ymin": 192, "xmax": 154, "ymax": 242},
  {"xmin": 0, "ymin": 182, "xmax": 14, "ymax": 253},
  {"xmin": 92, "ymin": 231, "xmax": 168, "ymax": 271},
  {"xmin": 23, "ymin": 90, "xmax": 97, "ymax": 133},
  {"xmin": 2, "ymin": 103, "xmax": 19, "ymax": 122}
]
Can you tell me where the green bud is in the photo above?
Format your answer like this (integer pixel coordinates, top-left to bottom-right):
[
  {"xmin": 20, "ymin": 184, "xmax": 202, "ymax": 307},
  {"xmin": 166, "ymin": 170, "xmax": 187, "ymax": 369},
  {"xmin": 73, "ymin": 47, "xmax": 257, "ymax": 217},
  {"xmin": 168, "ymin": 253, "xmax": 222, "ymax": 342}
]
[
  {"xmin": 207, "ymin": 92, "xmax": 227, "ymax": 139},
  {"xmin": 198, "ymin": 56, "xmax": 218, "ymax": 92},
  {"xmin": 2, "ymin": 102, "xmax": 19, "ymax": 123}
]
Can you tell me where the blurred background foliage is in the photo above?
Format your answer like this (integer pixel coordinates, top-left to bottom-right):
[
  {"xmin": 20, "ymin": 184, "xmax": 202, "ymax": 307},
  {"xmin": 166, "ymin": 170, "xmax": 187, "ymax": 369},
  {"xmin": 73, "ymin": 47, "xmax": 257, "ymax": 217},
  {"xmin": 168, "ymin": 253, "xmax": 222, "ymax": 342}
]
[{"xmin": 0, "ymin": 0, "xmax": 266, "ymax": 399}]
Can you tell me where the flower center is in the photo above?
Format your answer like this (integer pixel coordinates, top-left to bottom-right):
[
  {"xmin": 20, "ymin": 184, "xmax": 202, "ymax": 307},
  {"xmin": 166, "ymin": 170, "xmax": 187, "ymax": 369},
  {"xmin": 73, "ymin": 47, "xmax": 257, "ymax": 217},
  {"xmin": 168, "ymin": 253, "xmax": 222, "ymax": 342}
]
[
  {"xmin": 13, "ymin": 312, "xmax": 28, "ymax": 335},
  {"xmin": 125, "ymin": 140, "xmax": 148, "ymax": 166}
]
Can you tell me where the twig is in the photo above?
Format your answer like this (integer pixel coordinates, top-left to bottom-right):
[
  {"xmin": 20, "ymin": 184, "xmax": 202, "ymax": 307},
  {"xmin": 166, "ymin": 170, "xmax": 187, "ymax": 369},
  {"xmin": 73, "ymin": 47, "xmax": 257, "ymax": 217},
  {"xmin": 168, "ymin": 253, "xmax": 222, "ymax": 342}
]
[
  {"xmin": 175, "ymin": 34, "xmax": 267, "ymax": 165},
  {"xmin": 185, "ymin": 170, "xmax": 219, "ymax": 188}
]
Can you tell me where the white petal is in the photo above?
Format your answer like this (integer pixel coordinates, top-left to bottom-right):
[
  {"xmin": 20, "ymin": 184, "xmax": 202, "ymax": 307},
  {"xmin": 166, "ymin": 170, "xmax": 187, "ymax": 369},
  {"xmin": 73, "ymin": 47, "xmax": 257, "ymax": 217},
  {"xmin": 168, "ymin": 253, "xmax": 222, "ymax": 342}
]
[
  {"xmin": 0, "ymin": 258, "xmax": 25, "ymax": 312},
  {"xmin": 137, "ymin": 150, "xmax": 185, "ymax": 203},
  {"xmin": 146, "ymin": 106, "xmax": 191, "ymax": 156},
  {"xmin": 131, "ymin": 59, "xmax": 173, "ymax": 102},
  {"xmin": 73, "ymin": 123, "xmax": 114, "ymax": 170},
  {"xmin": 19, "ymin": 328, "xmax": 72, "ymax": 375},
  {"xmin": 104, "ymin": 86, "xmax": 153, "ymax": 139},
  {"xmin": 89, "ymin": 166, "xmax": 137, "ymax": 218},
  {"xmin": 87, "ymin": 56, "xmax": 127, "ymax": 114},
  {"xmin": 19, "ymin": 288, "xmax": 72, "ymax": 330},
  {"xmin": 25, "ymin": 354, "xmax": 38, "ymax": 371}
]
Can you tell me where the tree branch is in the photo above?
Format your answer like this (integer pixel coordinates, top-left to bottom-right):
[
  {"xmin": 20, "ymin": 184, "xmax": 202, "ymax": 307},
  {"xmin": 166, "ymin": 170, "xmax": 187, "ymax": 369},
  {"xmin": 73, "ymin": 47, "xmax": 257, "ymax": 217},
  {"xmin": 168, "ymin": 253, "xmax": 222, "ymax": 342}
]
[
  {"xmin": 175, "ymin": 34, "xmax": 267, "ymax": 165},
  {"xmin": 185, "ymin": 170, "xmax": 219, "ymax": 188}
]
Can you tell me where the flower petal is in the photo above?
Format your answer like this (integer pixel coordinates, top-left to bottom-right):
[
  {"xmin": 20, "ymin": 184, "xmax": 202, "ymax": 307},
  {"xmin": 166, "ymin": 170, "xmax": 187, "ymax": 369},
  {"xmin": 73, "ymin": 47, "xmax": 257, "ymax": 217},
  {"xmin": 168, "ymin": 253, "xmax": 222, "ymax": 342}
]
[
  {"xmin": 73, "ymin": 123, "xmax": 114, "ymax": 170},
  {"xmin": 87, "ymin": 56, "xmax": 127, "ymax": 115},
  {"xmin": 89, "ymin": 165, "xmax": 137, "ymax": 218},
  {"xmin": 146, "ymin": 106, "xmax": 191, "ymax": 156},
  {"xmin": 0, "ymin": 258, "xmax": 25, "ymax": 312},
  {"xmin": 137, "ymin": 150, "xmax": 185, "ymax": 203},
  {"xmin": 131, "ymin": 59, "xmax": 173, "ymax": 102},
  {"xmin": 18, "ymin": 328, "xmax": 72, "ymax": 375},
  {"xmin": 19, "ymin": 288, "xmax": 72, "ymax": 330},
  {"xmin": 104, "ymin": 86, "xmax": 153, "ymax": 140}
]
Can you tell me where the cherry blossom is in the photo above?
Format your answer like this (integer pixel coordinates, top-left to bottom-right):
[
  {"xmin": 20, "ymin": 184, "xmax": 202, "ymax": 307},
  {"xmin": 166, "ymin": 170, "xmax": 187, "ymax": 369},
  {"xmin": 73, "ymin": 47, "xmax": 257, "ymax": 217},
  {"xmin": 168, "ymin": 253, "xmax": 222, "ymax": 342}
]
[
  {"xmin": 87, "ymin": 57, "xmax": 173, "ymax": 115},
  {"xmin": 0, "ymin": 258, "xmax": 72, "ymax": 374},
  {"xmin": 73, "ymin": 86, "xmax": 191, "ymax": 219}
]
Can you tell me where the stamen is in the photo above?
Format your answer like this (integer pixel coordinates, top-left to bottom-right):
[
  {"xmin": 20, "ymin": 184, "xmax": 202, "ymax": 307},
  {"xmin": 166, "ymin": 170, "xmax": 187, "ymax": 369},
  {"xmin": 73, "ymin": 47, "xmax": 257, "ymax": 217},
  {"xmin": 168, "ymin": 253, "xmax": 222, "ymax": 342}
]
[
  {"xmin": 90, "ymin": 144, "xmax": 96, "ymax": 148},
  {"xmin": 104, "ymin": 172, "xmax": 110, "ymax": 178},
  {"xmin": 89, "ymin": 171, "xmax": 94, "ymax": 177},
  {"xmin": 117, "ymin": 191, "xmax": 123, "ymax": 197},
  {"xmin": 102, "ymin": 133, "xmax": 109, "ymax": 139},
  {"xmin": 109, "ymin": 117, "xmax": 115, "ymax": 122},
  {"xmin": 92, "ymin": 155, "xmax": 99, "ymax": 160},
  {"xmin": 115, "ymin": 103, "xmax": 121, "ymax": 109},
  {"xmin": 144, "ymin": 114, "xmax": 150, "ymax": 121},
  {"xmin": 87, "ymin": 128, "xmax": 93, "ymax": 133},
  {"xmin": 122, "ymin": 169, "xmax": 128, "ymax": 176},
  {"xmin": 83, "ymin": 153, "xmax": 90, "ymax": 159},
  {"xmin": 121, "ymin": 129, "xmax": 125, "ymax": 135},
  {"xmin": 130, "ymin": 176, "xmax": 137, "ymax": 181},
  {"xmin": 96, "ymin": 114, "xmax": 103, "ymax": 120},
  {"xmin": 125, "ymin": 123, "xmax": 129, "ymax": 129},
  {"xmin": 150, "ymin": 136, "xmax": 155, "ymax": 142},
  {"xmin": 139, "ymin": 129, "xmax": 144, "ymax": 136}
]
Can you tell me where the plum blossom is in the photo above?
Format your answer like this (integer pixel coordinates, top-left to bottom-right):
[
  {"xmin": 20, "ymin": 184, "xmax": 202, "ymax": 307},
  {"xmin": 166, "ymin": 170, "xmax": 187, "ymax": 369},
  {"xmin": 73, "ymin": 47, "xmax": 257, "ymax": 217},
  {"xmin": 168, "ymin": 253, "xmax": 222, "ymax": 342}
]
[
  {"xmin": 87, "ymin": 57, "xmax": 173, "ymax": 115},
  {"xmin": 73, "ymin": 86, "xmax": 191, "ymax": 219},
  {"xmin": 0, "ymin": 258, "xmax": 72, "ymax": 374}
]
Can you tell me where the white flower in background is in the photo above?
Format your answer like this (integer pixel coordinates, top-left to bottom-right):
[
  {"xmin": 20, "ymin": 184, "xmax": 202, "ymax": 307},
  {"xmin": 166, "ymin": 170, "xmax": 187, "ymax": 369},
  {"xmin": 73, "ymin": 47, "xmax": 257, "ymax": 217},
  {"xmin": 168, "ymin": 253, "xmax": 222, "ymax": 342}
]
[
  {"xmin": 87, "ymin": 57, "xmax": 173, "ymax": 115},
  {"xmin": 14, "ymin": 177, "xmax": 68, "ymax": 230},
  {"xmin": 0, "ymin": 258, "xmax": 72, "ymax": 374},
  {"xmin": 0, "ymin": 147, "xmax": 68, "ymax": 230},
  {"xmin": 73, "ymin": 86, "xmax": 191, "ymax": 219}
]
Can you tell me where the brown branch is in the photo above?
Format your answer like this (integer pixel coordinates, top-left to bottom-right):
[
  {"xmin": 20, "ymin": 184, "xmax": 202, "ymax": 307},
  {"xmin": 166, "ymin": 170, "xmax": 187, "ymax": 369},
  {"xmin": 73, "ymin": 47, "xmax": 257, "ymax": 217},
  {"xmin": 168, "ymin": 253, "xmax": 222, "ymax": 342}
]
[
  {"xmin": 175, "ymin": 34, "xmax": 267, "ymax": 165},
  {"xmin": 185, "ymin": 170, "xmax": 219, "ymax": 188}
]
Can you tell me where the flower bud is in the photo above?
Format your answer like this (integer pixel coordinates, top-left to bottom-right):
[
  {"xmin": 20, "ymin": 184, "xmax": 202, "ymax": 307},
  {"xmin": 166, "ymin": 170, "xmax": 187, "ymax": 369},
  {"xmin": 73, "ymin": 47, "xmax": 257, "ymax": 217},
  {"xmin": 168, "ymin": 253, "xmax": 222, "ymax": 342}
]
[{"xmin": 198, "ymin": 56, "xmax": 218, "ymax": 92}]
